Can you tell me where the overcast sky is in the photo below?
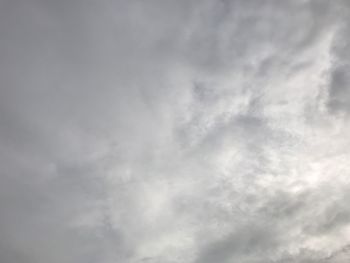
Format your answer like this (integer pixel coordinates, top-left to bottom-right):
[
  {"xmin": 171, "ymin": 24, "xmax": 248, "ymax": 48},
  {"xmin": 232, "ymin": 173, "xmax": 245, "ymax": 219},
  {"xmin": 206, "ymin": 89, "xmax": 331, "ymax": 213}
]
[{"xmin": 1, "ymin": 0, "xmax": 350, "ymax": 262}]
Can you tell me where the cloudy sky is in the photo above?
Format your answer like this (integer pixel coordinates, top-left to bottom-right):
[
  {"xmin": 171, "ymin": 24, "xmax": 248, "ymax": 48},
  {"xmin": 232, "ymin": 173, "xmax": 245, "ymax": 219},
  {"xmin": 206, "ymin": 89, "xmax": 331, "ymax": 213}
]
[{"xmin": 1, "ymin": 0, "xmax": 350, "ymax": 262}]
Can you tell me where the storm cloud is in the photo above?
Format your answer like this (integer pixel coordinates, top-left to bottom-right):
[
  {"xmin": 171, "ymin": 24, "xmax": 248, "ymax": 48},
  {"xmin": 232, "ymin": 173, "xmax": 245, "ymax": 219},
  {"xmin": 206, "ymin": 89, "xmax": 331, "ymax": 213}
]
[{"xmin": 1, "ymin": 0, "xmax": 350, "ymax": 262}]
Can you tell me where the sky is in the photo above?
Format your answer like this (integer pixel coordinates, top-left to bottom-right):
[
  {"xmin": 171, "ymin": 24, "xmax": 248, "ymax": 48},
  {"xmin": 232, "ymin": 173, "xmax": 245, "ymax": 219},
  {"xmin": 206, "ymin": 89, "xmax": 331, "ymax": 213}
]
[{"xmin": 1, "ymin": 0, "xmax": 350, "ymax": 262}]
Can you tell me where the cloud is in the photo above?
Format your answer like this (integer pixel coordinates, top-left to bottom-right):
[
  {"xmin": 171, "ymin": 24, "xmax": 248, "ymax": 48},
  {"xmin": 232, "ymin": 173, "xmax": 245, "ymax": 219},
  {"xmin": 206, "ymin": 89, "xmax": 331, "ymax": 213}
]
[{"xmin": 1, "ymin": 0, "xmax": 350, "ymax": 262}]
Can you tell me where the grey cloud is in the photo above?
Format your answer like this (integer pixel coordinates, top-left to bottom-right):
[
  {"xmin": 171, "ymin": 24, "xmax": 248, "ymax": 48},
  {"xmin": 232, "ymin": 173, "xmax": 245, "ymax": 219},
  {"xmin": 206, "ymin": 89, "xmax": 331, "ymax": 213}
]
[
  {"xmin": 1, "ymin": 0, "xmax": 350, "ymax": 263},
  {"xmin": 327, "ymin": 2, "xmax": 350, "ymax": 115},
  {"xmin": 195, "ymin": 223, "xmax": 281, "ymax": 263}
]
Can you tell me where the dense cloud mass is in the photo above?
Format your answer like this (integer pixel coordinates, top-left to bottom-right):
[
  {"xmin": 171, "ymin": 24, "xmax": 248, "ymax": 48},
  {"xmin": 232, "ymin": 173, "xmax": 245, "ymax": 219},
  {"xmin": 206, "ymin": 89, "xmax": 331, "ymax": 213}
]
[{"xmin": 1, "ymin": 0, "xmax": 350, "ymax": 262}]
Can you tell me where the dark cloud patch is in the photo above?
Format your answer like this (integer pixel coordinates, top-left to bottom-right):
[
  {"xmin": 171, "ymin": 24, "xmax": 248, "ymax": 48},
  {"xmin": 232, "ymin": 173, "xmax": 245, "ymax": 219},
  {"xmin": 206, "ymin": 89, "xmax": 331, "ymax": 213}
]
[
  {"xmin": 327, "ymin": 3, "xmax": 350, "ymax": 115},
  {"xmin": 195, "ymin": 223, "xmax": 280, "ymax": 263}
]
